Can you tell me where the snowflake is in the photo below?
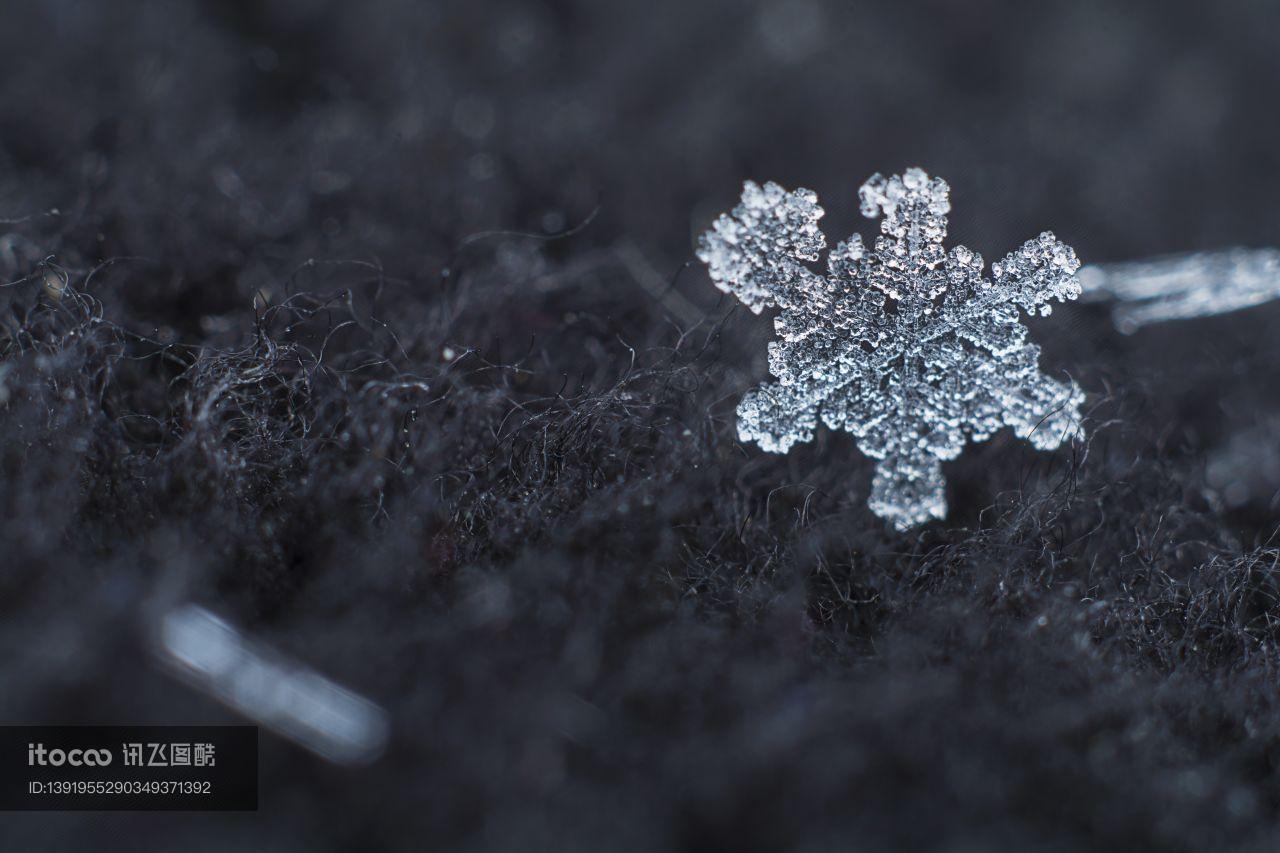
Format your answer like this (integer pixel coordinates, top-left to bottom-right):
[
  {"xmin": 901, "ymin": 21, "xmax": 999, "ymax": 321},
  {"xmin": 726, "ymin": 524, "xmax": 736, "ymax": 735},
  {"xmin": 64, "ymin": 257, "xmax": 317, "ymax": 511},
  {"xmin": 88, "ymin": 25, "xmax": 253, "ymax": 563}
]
[{"xmin": 697, "ymin": 168, "xmax": 1084, "ymax": 529}]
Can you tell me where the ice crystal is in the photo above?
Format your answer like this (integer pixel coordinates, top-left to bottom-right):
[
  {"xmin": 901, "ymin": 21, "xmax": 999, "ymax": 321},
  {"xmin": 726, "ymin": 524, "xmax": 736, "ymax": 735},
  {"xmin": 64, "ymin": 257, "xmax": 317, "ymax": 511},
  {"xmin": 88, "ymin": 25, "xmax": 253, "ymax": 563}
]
[
  {"xmin": 1079, "ymin": 248, "xmax": 1280, "ymax": 333},
  {"xmin": 698, "ymin": 168, "xmax": 1084, "ymax": 529}
]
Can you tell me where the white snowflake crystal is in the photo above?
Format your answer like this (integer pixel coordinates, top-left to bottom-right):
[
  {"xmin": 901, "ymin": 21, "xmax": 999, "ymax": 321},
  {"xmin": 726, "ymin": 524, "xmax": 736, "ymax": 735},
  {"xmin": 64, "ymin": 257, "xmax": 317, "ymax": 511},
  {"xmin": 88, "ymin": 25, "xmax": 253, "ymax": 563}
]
[{"xmin": 698, "ymin": 168, "xmax": 1085, "ymax": 529}]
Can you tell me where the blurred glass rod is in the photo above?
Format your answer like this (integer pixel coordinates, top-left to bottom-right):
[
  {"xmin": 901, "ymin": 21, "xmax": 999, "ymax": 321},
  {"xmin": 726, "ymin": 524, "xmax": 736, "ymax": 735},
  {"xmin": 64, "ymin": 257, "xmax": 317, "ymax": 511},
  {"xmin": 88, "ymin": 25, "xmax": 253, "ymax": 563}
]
[{"xmin": 155, "ymin": 604, "xmax": 389, "ymax": 766}]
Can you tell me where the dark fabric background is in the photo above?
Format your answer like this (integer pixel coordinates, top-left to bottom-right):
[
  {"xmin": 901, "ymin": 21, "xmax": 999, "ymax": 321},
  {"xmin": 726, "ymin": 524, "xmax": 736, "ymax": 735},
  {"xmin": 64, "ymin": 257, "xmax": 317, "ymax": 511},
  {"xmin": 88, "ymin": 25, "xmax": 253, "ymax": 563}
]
[{"xmin": 3, "ymin": 1, "xmax": 1280, "ymax": 850}]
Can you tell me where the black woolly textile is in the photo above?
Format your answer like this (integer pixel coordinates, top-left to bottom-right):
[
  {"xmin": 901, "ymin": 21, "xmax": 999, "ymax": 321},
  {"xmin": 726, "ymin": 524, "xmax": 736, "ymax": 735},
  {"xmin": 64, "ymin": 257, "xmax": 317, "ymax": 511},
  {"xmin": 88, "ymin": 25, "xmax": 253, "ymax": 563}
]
[{"xmin": 4, "ymin": 1, "xmax": 1280, "ymax": 850}]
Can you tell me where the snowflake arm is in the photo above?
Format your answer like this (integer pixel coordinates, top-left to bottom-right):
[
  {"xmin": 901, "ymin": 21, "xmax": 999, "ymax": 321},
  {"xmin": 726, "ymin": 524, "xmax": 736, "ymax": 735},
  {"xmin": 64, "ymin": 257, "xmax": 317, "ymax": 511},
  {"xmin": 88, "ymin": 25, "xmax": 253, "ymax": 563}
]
[
  {"xmin": 859, "ymin": 169, "xmax": 950, "ymax": 278},
  {"xmin": 696, "ymin": 180, "xmax": 826, "ymax": 314},
  {"xmin": 737, "ymin": 381, "xmax": 818, "ymax": 454},
  {"xmin": 700, "ymin": 168, "xmax": 1085, "ymax": 530},
  {"xmin": 992, "ymin": 232, "xmax": 1083, "ymax": 315},
  {"xmin": 868, "ymin": 452, "xmax": 946, "ymax": 531}
]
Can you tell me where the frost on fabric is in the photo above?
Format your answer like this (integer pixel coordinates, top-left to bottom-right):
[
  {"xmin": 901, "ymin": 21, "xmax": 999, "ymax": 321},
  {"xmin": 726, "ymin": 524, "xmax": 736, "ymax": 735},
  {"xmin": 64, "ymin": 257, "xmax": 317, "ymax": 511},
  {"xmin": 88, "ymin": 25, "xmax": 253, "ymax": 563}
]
[{"xmin": 697, "ymin": 168, "xmax": 1085, "ymax": 529}]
